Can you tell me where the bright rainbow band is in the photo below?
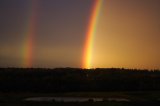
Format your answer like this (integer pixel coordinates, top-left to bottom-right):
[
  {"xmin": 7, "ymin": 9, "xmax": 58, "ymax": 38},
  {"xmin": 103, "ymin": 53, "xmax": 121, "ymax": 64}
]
[{"xmin": 82, "ymin": 0, "xmax": 103, "ymax": 69}]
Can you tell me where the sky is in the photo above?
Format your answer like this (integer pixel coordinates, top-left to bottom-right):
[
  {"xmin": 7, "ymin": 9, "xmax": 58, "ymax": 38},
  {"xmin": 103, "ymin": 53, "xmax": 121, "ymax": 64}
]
[{"xmin": 0, "ymin": 0, "xmax": 159, "ymax": 69}]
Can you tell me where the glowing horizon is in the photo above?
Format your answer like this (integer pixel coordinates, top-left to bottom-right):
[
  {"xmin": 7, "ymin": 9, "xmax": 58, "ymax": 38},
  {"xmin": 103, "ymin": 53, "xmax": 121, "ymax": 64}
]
[{"xmin": 82, "ymin": 0, "xmax": 103, "ymax": 69}]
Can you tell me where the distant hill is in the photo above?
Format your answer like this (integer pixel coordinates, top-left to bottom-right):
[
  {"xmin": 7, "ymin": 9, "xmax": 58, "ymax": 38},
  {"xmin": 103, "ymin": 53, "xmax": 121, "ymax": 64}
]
[{"xmin": 0, "ymin": 68, "xmax": 160, "ymax": 92}]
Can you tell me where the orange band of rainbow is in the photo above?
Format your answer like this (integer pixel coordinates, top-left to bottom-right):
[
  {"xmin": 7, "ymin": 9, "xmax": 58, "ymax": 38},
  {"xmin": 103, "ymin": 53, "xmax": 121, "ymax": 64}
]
[{"xmin": 82, "ymin": 0, "xmax": 103, "ymax": 69}]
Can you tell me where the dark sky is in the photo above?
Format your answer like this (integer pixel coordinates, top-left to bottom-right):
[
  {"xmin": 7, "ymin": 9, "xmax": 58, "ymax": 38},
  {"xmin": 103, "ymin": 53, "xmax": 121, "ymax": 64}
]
[{"xmin": 0, "ymin": 0, "xmax": 160, "ymax": 69}]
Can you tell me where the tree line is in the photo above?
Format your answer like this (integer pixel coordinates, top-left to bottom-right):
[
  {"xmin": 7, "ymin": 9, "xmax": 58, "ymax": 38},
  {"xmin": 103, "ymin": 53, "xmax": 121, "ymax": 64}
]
[{"xmin": 0, "ymin": 67, "xmax": 160, "ymax": 92}]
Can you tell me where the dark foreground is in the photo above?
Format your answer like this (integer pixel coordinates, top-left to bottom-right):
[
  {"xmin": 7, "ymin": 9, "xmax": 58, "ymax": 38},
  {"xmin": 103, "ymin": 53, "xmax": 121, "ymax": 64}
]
[
  {"xmin": 0, "ymin": 68, "xmax": 160, "ymax": 105},
  {"xmin": 1, "ymin": 92, "xmax": 160, "ymax": 106},
  {"xmin": 1, "ymin": 102, "xmax": 160, "ymax": 106}
]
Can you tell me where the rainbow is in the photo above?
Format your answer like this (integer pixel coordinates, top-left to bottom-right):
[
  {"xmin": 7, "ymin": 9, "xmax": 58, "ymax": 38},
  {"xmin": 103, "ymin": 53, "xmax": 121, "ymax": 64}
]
[
  {"xmin": 22, "ymin": 0, "xmax": 37, "ymax": 68},
  {"xmin": 82, "ymin": 0, "xmax": 103, "ymax": 69}
]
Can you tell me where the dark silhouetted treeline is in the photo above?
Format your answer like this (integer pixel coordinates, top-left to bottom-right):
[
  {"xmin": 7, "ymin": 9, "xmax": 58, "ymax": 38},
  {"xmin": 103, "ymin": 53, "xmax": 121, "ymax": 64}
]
[{"xmin": 0, "ymin": 68, "xmax": 160, "ymax": 92}]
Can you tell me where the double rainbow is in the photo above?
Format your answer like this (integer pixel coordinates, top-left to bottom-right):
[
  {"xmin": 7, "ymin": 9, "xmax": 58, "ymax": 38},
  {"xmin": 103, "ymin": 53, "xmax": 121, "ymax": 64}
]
[
  {"xmin": 22, "ymin": 0, "xmax": 102, "ymax": 68},
  {"xmin": 82, "ymin": 0, "xmax": 103, "ymax": 69}
]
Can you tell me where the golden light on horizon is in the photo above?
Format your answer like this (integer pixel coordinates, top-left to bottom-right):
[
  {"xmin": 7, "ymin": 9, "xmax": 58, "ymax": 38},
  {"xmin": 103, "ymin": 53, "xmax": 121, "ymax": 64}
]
[{"xmin": 90, "ymin": 0, "xmax": 160, "ymax": 69}]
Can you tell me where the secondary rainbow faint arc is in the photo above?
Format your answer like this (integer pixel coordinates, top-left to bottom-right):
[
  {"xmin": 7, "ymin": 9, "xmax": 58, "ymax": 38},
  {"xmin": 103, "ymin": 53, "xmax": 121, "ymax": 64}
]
[
  {"xmin": 22, "ymin": 0, "xmax": 37, "ymax": 68},
  {"xmin": 82, "ymin": 0, "xmax": 103, "ymax": 69}
]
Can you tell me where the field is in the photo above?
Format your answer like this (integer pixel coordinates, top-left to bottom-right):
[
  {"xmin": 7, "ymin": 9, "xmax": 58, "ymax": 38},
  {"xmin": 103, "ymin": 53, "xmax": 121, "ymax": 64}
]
[
  {"xmin": 0, "ymin": 91, "xmax": 160, "ymax": 106},
  {"xmin": 1, "ymin": 68, "xmax": 160, "ymax": 105}
]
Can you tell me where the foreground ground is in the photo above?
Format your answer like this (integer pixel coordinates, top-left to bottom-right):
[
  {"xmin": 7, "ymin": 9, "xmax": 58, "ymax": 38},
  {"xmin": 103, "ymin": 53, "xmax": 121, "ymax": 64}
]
[{"xmin": 1, "ymin": 91, "xmax": 160, "ymax": 106}]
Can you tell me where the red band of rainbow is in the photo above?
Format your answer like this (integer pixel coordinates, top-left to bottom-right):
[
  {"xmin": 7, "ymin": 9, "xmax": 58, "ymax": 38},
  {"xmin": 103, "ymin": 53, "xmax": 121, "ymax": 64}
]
[{"xmin": 22, "ymin": 0, "xmax": 37, "ymax": 68}]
